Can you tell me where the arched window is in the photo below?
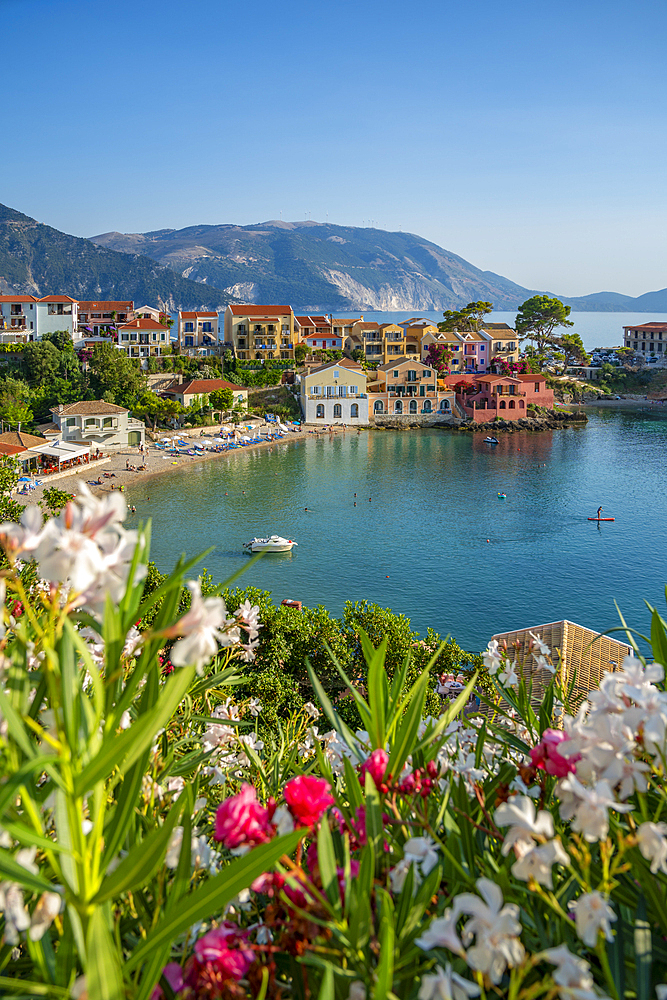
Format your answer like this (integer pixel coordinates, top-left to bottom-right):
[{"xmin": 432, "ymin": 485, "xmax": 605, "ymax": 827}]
[
  {"xmin": 439, "ymin": 399, "xmax": 450, "ymax": 411},
  {"xmin": 509, "ymin": 399, "xmax": 515, "ymax": 409},
  {"xmin": 333, "ymin": 403, "xmax": 342, "ymax": 418},
  {"xmin": 316, "ymin": 404, "xmax": 325, "ymax": 418},
  {"xmin": 350, "ymin": 403, "xmax": 359, "ymax": 418},
  {"xmin": 519, "ymin": 400, "xmax": 524, "ymax": 409},
  {"xmin": 374, "ymin": 400, "xmax": 384, "ymax": 413},
  {"xmin": 394, "ymin": 400, "xmax": 403, "ymax": 413},
  {"xmin": 423, "ymin": 400, "xmax": 432, "ymax": 413},
  {"xmin": 409, "ymin": 400, "xmax": 417, "ymax": 413},
  {"xmin": 499, "ymin": 400, "xmax": 506, "ymax": 409}
]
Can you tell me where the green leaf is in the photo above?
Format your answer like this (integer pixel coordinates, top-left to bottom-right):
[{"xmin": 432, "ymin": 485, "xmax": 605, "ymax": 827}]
[
  {"xmin": 125, "ymin": 830, "xmax": 303, "ymax": 974},
  {"xmin": 86, "ymin": 906, "xmax": 124, "ymax": 1000},
  {"xmin": 317, "ymin": 964, "xmax": 334, "ymax": 1000},
  {"xmin": 317, "ymin": 817, "xmax": 342, "ymax": 916},
  {"xmin": 607, "ymin": 902, "xmax": 625, "ymax": 1000},
  {"xmin": 364, "ymin": 771, "xmax": 383, "ymax": 871},
  {"xmin": 635, "ymin": 897, "xmax": 652, "ymax": 1000},
  {"xmin": 348, "ymin": 840, "xmax": 374, "ymax": 950},
  {"xmin": 0, "ymin": 977, "xmax": 70, "ymax": 997},
  {"xmin": 306, "ymin": 658, "xmax": 364, "ymax": 762},
  {"xmin": 93, "ymin": 794, "xmax": 185, "ymax": 903},
  {"xmin": 74, "ymin": 666, "xmax": 195, "ymax": 795},
  {"xmin": 373, "ymin": 887, "xmax": 395, "ymax": 1000},
  {"xmin": 387, "ymin": 666, "xmax": 430, "ymax": 779}
]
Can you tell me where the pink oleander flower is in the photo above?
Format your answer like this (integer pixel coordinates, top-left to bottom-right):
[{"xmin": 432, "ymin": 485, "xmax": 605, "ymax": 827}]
[
  {"xmin": 151, "ymin": 962, "xmax": 184, "ymax": 999},
  {"xmin": 530, "ymin": 728, "xmax": 578, "ymax": 778},
  {"xmin": 283, "ymin": 775, "xmax": 335, "ymax": 827},
  {"xmin": 359, "ymin": 748, "xmax": 390, "ymax": 790},
  {"xmin": 214, "ymin": 784, "xmax": 273, "ymax": 850},
  {"xmin": 192, "ymin": 924, "xmax": 254, "ymax": 981}
]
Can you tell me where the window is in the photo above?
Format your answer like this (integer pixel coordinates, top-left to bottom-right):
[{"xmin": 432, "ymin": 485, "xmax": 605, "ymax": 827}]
[
  {"xmin": 130, "ymin": 333, "xmax": 137, "ymax": 341},
  {"xmin": 312, "ymin": 386, "xmax": 321, "ymax": 395},
  {"xmin": 333, "ymin": 370, "xmax": 339, "ymax": 378},
  {"xmin": 85, "ymin": 417, "xmax": 97, "ymax": 427},
  {"xmin": 509, "ymin": 399, "xmax": 515, "ymax": 409},
  {"xmin": 185, "ymin": 337, "xmax": 194, "ymax": 347},
  {"xmin": 103, "ymin": 417, "xmax": 113, "ymax": 428},
  {"xmin": 238, "ymin": 325, "xmax": 246, "ymax": 333},
  {"xmin": 423, "ymin": 369, "xmax": 431, "ymax": 377},
  {"xmin": 407, "ymin": 370, "xmax": 417, "ymax": 382},
  {"xmin": 409, "ymin": 400, "xmax": 417, "ymax": 413},
  {"xmin": 67, "ymin": 417, "xmax": 76, "ymax": 427},
  {"xmin": 351, "ymin": 403, "xmax": 359, "ymax": 417},
  {"xmin": 184, "ymin": 323, "xmax": 194, "ymax": 333},
  {"xmin": 160, "ymin": 333, "xmax": 165, "ymax": 341},
  {"xmin": 393, "ymin": 370, "xmax": 399, "ymax": 378},
  {"xmin": 374, "ymin": 400, "xmax": 384, "ymax": 413},
  {"xmin": 534, "ymin": 383, "xmax": 539, "ymax": 392},
  {"xmin": 349, "ymin": 385, "xmax": 357, "ymax": 394},
  {"xmin": 333, "ymin": 404, "xmax": 342, "ymax": 418},
  {"xmin": 423, "ymin": 400, "xmax": 432, "ymax": 412},
  {"xmin": 202, "ymin": 322, "xmax": 212, "ymax": 333},
  {"xmin": 394, "ymin": 400, "xmax": 402, "ymax": 413},
  {"xmin": 316, "ymin": 404, "xmax": 325, "ymax": 419}
]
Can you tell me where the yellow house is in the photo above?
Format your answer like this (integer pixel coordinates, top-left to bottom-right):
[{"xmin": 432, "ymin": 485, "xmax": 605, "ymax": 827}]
[
  {"xmin": 378, "ymin": 323, "xmax": 406, "ymax": 363},
  {"xmin": 398, "ymin": 318, "xmax": 438, "ymax": 358},
  {"xmin": 300, "ymin": 358, "xmax": 368, "ymax": 423},
  {"xmin": 224, "ymin": 305, "xmax": 297, "ymax": 361},
  {"xmin": 480, "ymin": 323, "xmax": 520, "ymax": 367}
]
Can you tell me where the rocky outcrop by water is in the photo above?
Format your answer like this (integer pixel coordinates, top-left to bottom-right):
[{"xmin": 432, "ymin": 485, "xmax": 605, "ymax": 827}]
[
  {"xmin": 372, "ymin": 410, "xmax": 587, "ymax": 432},
  {"xmin": 457, "ymin": 411, "xmax": 588, "ymax": 432}
]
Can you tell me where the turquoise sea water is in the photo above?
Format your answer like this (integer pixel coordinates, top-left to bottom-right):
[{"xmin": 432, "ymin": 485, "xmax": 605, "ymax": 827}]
[{"xmin": 128, "ymin": 408, "xmax": 667, "ymax": 652}]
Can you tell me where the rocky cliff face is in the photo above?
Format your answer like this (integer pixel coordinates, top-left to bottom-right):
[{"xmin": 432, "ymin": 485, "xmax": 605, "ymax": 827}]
[{"xmin": 91, "ymin": 220, "xmax": 535, "ymax": 311}]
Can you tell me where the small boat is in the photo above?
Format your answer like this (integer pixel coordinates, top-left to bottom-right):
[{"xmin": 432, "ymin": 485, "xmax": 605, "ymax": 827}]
[
  {"xmin": 587, "ymin": 517, "xmax": 615, "ymax": 521},
  {"xmin": 497, "ymin": 493, "xmax": 507, "ymax": 498},
  {"xmin": 243, "ymin": 535, "xmax": 298, "ymax": 553},
  {"xmin": 484, "ymin": 436, "xmax": 499, "ymax": 444}
]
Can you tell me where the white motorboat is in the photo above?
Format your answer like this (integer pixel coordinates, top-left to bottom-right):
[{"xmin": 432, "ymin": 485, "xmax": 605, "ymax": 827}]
[
  {"xmin": 243, "ymin": 535, "xmax": 298, "ymax": 553},
  {"xmin": 483, "ymin": 436, "xmax": 499, "ymax": 444}
]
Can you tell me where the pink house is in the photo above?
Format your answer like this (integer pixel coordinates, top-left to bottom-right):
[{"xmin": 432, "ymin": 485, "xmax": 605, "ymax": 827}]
[{"xmin": 444, "ymin": 373, "xmax": 553, "ymax": 422}]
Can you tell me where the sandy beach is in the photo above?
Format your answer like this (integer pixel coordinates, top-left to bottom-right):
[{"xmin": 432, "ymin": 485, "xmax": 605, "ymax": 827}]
[{"xmin": 16, "ymin": 422, "xmax": 358, "ymax": 507}]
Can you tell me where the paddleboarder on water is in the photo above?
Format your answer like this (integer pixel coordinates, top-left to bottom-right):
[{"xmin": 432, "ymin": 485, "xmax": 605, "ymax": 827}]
[{"xmin": 597, "ymin": 506, "xmax": 603, "ymax": 519}]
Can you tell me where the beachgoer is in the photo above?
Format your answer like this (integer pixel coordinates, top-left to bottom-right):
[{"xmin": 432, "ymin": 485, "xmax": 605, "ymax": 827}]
[{"xmin": 597, "ymin": 506, "xmax": 603, "ymax": 518}]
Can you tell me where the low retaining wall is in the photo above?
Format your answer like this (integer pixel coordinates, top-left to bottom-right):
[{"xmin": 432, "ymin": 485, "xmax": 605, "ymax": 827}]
[
  {"xmin": 456, "ymin": 411, "xmax": 588, "ymax": 433},
  {"xmin": 372, "ymin": 413, "xmax": 461, "ymax": 429},
  {"xmin": 26, "ymin": 457, "xmax": 111, "ymax": 486}
]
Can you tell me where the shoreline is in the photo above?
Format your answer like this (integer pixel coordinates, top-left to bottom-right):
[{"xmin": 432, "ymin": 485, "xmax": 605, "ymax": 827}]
[{"xmin": 16, "ymin": 423, "xmax": 357, "ymax": 505}]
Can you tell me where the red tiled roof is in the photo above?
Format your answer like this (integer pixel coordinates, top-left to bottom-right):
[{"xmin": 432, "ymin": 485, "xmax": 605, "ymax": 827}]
[
  {"xmin": 516, "ymin": 373, "xmax": 547, "ymax": 381},
  {"xmin": 0, "ymin": 295, "xmax": 37, "ymax": 303},
  {"xmin": 623, "ymin": 322, "xmax": 667, "ymax": 331},
  {"xmin": 118, "ymin": 318, "xmax": 164, "ymax": 331},
  {"xmin": 307, "ymin": 358, "xmax": 364, "ymax": 375},
  {"xmin": 228, "ymin": 305, "xmax": 293, "ymax": 316},
  {"xmin": 38, "ymin": 295, "xmax": 77, "ymax": 303},
  {"xmin": 164, "ymin": 379, "xmax": 247, "ymax": 395},
  {"xmin": 78, "ymin": 301, "xmax": 133, "ymax": 311},
  {"xmin": 180, "ymin": 311, "xmax": 218, "ymax": 319}
]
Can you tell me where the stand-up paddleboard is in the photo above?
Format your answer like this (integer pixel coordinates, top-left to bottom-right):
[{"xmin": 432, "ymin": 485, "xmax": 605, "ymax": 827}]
[{"xmin": 588, "ymin": 517, "xmax": 615, "ymax": 521}]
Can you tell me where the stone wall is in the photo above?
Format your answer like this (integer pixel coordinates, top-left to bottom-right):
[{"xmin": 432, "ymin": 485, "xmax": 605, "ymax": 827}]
[{"xmin": 372, "ymin": 413, "xmax": 461, "ymax": 430}]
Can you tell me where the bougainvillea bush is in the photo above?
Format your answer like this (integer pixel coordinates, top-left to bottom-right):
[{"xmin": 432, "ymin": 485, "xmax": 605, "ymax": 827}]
[{"xmin": 1, "ymin": 487, "xmax": 667, "ymax": 999}]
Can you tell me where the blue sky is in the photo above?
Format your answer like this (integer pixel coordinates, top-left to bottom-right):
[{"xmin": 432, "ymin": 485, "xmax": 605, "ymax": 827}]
[{"xmin": 3, "ymin": 0, "xmax": 666, "ymax": 296}]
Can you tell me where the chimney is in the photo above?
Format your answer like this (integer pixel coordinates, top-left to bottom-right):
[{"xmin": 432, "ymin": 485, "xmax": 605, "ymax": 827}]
[{"xmin": 58, "ymin": 404, "xmax": 63, "ymax": 413}]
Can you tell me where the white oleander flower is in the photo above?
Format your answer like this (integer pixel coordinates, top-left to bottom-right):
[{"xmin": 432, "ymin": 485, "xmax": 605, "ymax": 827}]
[
  {"xmin": 511, "ymin": 839, "xmax": 569, "ymax": 888},
  {"xmin": 247, "ymin": 697, "xmax": 263, "ymax": 717},
  {"xmin": 29, "ymin": 891, "xmax": 62, "ymax": 941},
  {"xmin": 557, "ymin": 775, "xmax": 631, "ymax": 842},
  {"xmin": 530, "ymin": 632, "xmax": 550, "ymax": 657},
  {"xmin": 483, "ymin": 639, "xmax": 502, "ymax": 675},
  {"xmin": 388, "ymin": 857, "xmax": 414, "ymax": 894},
  {"xmin": 272, "ymin": 806, "xmax": 295, "ymax": 836},
  {"xmin": 543, "ymin": 945, "xmax": 596, "ymax": 994},
  {"xmin": 0, "ymin": 504, "xmax": 44, "ymax": 556},
  {"xmin": 303, "ymin": 701, "xmax": 320, "ymax": 719},
  {"xmin": 346, "ymin": 983, "xmax": 367, "ymax": 1000},
  {"xmin": 454, "ymin": 878, "xmax": 525, "ymax": 984},
  {"xmin": 656, "ymin": 986, "xmax": 667, "ymax": 1000},
  {"xmin": 636, "ymin": 822, "xmax": 667, "ymax": 874},
  {"xmin": 403, "ymin": 836, "xmax": 439, "ymax": 876},
  {"xmin": 418, "ymin": 963, "xmax": 481, "ymax": 1000},
  {"xmin": 569, "ymin": 891, "xmax": 616, "ymax": 947},
  {"xmin": 235, "ymin": 598, "xmax": 261, "ymax": 635},
  {"xmin": 171, "ymin": 580, "xmax": 237, "ymax": 672},
  {"xmin": 499, "ymin": 660, "xmax": 519, "ymax": 686},
  {"xmin": 0, "ymin": 882, "xmax": 30, "ymax": 944},
  {"xmin": 494, "ymin": 795, "xmax": 554, "ymax": 856},
  {"xmin": 415, "ymin": 908, "xmax": 463, "ymax": 955}
]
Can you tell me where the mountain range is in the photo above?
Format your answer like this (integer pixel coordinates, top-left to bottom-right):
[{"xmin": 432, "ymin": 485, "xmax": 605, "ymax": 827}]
[
  {"xmin": 86, "ymin": 221, "xmax": 667, "ymax": 313},
  {"xmin": 1, "ymin": 201, "xmax": 666, "ymax": 312}
]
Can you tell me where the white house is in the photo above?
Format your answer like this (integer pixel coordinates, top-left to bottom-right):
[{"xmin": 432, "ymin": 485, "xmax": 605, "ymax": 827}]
[
  {"xmin": 0, "ymin": 295, "xmax": 38, "ymax": 341},
  {"xmin": 300, "ymin": 358, "xmax": 368, "ymax": 424},
  {"xmin": 50, "ymin": 400, "xmax": 145, "ymax": 448},
  {"xmin": 35, "ymin": 296, "xmax": 78, "ymax": 339}
]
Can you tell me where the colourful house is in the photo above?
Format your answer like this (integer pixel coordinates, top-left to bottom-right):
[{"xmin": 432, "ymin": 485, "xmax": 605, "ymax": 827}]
[
  {"xmin": 177, "ymin": 311, "xmax": 220, "ymax": 355},
  {"xmin": 296, "ymin": 316, "xmax": 343, "ymax": 352},
  {"xmin": 224, "ymin": 305, "xmax": 297, "ymax": 361},
  {"xmin": 117, "ymin": 318, "xmax": 169, "ymax": 363},
  {"xmin": 300, "ymin": 358, "xmax": 368, "ymax": 423},
  {"xmin": 444, "ymin": 373, "xmax": 553, "ymax": 421},
  {"xmin": 368, "ymin": 358, "xmax": 455, "ymax": 419}
]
